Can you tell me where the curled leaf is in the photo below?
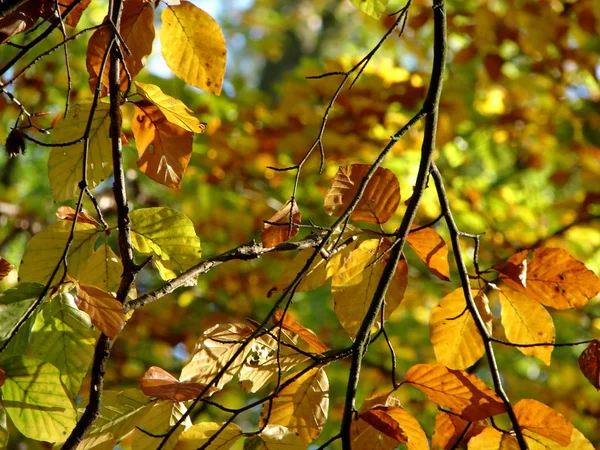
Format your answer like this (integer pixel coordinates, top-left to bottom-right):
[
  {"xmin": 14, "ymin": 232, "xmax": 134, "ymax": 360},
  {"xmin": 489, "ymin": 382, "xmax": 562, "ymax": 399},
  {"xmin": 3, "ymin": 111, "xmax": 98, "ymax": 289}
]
[
  {"xmin": 578, "ymin": 340, "xmax": 599, "ymax": 390},
  {"xmin": 140, "ymin": 366, "xmax": 216, "ymax": 401},
  {"xmin": 272, "ymin": 311, "xmax": 330, "ymax": 354},
  {"xmin": 262, "ymin": 200, "xmax": 301, "ymax": 248},
  {"xmin": 56, "ymin": 206, "xmax": 101, "ymax": 227}
]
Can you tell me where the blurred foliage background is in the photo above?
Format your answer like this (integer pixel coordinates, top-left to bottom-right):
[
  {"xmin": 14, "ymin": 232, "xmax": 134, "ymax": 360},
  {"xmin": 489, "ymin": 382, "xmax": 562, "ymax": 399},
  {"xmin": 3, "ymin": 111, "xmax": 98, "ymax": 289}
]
[{"xmin": 0, "ymin": 0, "xmax": 599, "ymax": 447}]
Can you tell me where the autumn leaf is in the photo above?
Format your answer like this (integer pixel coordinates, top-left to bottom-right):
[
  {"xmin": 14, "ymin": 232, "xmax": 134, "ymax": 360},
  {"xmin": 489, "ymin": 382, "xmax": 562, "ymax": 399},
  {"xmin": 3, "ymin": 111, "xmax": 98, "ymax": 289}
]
[
  {"xmin": 432, "ymin": 412, "xmax": 485, "ymax": 450},
  {"xmin": 429, "ymin": 288, "xmax": 491, "ymax": 369},
  {"xmin": 131, "ymin": 400, "xmax": 191, "ymax": 450},
  {"xmin": 140, "ymin": 366, "xmax": 216, "ymax": 402},
  {"xmin": 245, "ymin": 424, "xmax": 305, "ymax": 450},
  {"xmin": 132, "ymin": 101, "xmax": 194, "ymax": 189},
  {"xmin": 498, "ymin": 248, "xmax": 600, "ymax": 309},
  {"xmin": 493, "ymin": 259, "xmax": 527, "ymax": 288},
  {"xmin": 466, "ymin": 427, "xmax": 519, "ymax": 450},
  {"xmin": 260, "ymin": 367, "xmax": 329, "ymax": 444},
  {"xmin": 73, "ymin": 281, "xmax": 126, "ymax": 338},
  {"xmin": 324, "ymin": 164, "xmax": 400, "ymax": 224},
  {"xmin": 359, "ymin": 406, "xmax": 409, "ymax": 443},
  {"xmin": 405, "ymin": 364, "xmax": 506, "ymax": 421},
  {"xmin": 0, "ymin": 257, "xmax": 13, "ymax": 281},
  {"xmin": 176, "ymin": 422, "xmax": 243, "ymax": 450},
  {"xmin": 513, "ymin": 399, "xmax": 573, "ymax": 446},
  {"xmin": 161, "ymin": 2, "xmax": 227, "ymax": 95},
  {"xmin": 273, "ymin": 310, "xmax": 330, "ymax": 354},
  {"xmin": 497, "ymin": 286, "xmax": 554, "ymax": 364},
  {"xmin": 78, "ymin": 244, "xmax": 124, "ymax": 294},
  {"xmin": 350, "ymin": 0, "xmax": 389, "ymax": 19},
  {"xmin": 0, "ymin": 368, "xmax": 5, "ymax": 387},
  {"xmin": 578, "ymin": 340, "xmax": 599, "ymax": 390},
  {"xmin": 407, "ymin": 225, "xmax": 450, "ymax": 281},
  {"xmin": 56, "ymin": 206, "xmax": 101, "ymax": 227},
  {"xmin": 60, "ymin": 0, "xmax": 92, "ymax": 28},
  {"xmin": 262, "ymin": 200, "xmax": 301, "ymax": 248},
  {"xmin": 0, "ymin": 2, "xmax": 50, "ymax": 44}
]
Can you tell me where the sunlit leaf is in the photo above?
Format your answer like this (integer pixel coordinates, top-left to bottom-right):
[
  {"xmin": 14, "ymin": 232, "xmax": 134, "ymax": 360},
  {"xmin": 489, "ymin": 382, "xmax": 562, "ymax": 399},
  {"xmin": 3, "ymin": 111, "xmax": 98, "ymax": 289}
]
[
  {"xmin": 260, "ymin": 367, "xmax": 328, "ymax": 444},
  {"xmin": 140, "ymin": 366, "xmax": 216, "ymax": 401},
  {"xmin": 407, "ymin": 226, "xmax": 450, "ymax": 281},
  {"xmin": 405, "ymin": 364, "xmax": 506, "ymax": 421},
  {"xmin": 324, "ymin": 164, "xmax": 400, "ymax": 224},
  {"xmin": 578, "ymin": 340, "xmax": 599, "ymax": 390},
  {"xmin": 132, "ymin": 101, "xmax": 194, "ymax": 188},
  {"xmin": 432, "ymin": 412, "xmax": 485, "ymax": 450},
  {"xmin": 19, "ymin": 221, "xmax": 98, "ymax": 285},
  {"xmin": 513, "ymin": 399, "xmax": 573, "ymax": 446},
  {"xmin": 0, "ymin": 257, "xmax": 13, "ymax": 281},
  {"xmin": 523, "ymin": 428, "xmax": 594, "ymax": 450},
  {"xmin": 132, "ymin": 400, "xmax": 191, "ymax": 450},
  {"xmin": 1, "ymin": 356, "xmax": 76, "ymax": 443},
  {"xmin": 0, "ymin": 283, "xmax": 43, "ymax": 346},
  {"xmin": 351, "ymin": 392, "xmax": 404, "ymax": 450},
  {"xmin": 349, "ymin": 0, "xmax": 389, "ymax": 19},
  {"xmin": 467, "ymin": 427, "xmax": 519, "ymax": 450},
  {"xmin": 498, "ymin": 248, "xmax": 600, "ymax": 309},
  {"xmin": 161, "ymin": 2, "xmax": 227, "ymax": 94},
  {"xmin": 56, "ymin": 206, "xmax": 101, "ymax": 227},
  {"xmin": 273, "ymin": 310, "xmax": 330, "ymax": 354},
  {"xmin": 176, "ymin": 422, "xmax": 243, "ymax": 450},
  {"xmin": 262, "ymin": 200, "xmax": 301, "ymax": 248},
  {"xmin": 498, "ymin": 286, "xmax": 554, "ymax": 364},
  {"xmin": 429, "ymin": 288, "xmax": 490, "ymax": 369},
  {"xmin": 359, "ymin": 406, "xmax": 409, "ymax": 443},
  {"xmin": 73, "ymin": 282, "xmax": 126, "ymax": 338},
  {"xmin": 130, "ymin": 207, "xmax": 202, "ymax": 280},
  {"xmin": 244, "ymin": 424, "xmax": 305, "ymax": 450},
  {"xmin": 493, "ymin": 259, "xmax": 527, "ymax": 288},
  {"xmin": 48, "ymin": 102, "xmax": 112, "ymax": 201},
  {"xmin": 60, "ymin": 0, "xmax": 92, "ymax": 28},
  {"xmin": 0, "ymin": 406, "xmax": 8, "ymax": 449},
  {"xmin": 78, "ymin": 244, "xmax": 124, "ymax": 294}
]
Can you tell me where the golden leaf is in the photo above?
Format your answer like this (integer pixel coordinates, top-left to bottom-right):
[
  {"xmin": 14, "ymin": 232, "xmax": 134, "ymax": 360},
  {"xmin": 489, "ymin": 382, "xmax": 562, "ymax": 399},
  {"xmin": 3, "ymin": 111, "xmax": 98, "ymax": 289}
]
[
  {"xmin": 432, "ymin": 413, "xmax": 485, "ymax": 450},
  {"xmin": 514, "ymin": 399, "xmax": 573, "ymax": 446},
  {"xmin": 262, "ymin": 200, "xmax": 301, "ymax": 248},
  {"xmin": 176, "ymin": 422, "xmax": 243, "ymax": 450},
  {"xmin": 74, "ymin": 282, "xmax": 126, "ymax": 338},
  {"xmin": 407, "ymin": 226, "xmax": 450, "ymax": 281},
  {"xmin": 467, "ymin": 427, "xmax": 519, "ymax": 450}
]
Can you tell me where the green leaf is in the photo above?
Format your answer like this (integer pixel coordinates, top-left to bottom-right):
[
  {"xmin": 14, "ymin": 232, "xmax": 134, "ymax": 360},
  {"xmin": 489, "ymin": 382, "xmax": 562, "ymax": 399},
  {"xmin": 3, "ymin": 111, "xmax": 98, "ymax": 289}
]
[
  {"xmin": 78, "ymin": 244, "xmax": 124, "ymax": 294},
  {"xmin": 349, "ymin": 0, "xmax": 389, "ymax": 19},
  {"xmin": 1, "ymin": 356, "xmax": 76, "ymax": 443},
  {"xmin": 27, "ymin": 293, "xmax": 98, "ymax": 397},
  {"xmin": 19, "ymin": 221, "xmax": 99, "ymax": 285},
  {"xmin": 0, "ymin": 283, "xmax": 44, "ymax": 345},
  {"xmin": 131, "ymin": 400, "xmax": 191, "ymax": 450},
  {"xmin": 48, "ymin": 101, "xmax": 112, "ymax": 201},
  {"xmin": 130, "ymin": 207, "xmax": 201, "ymax": 280}
]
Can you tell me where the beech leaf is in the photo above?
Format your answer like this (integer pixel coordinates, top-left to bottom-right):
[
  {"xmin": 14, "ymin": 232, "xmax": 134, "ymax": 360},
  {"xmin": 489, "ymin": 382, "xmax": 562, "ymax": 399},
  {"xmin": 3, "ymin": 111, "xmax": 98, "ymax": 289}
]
[
  {"xmin": 405, "ymin": 364, "xmax": 506, "ymax": 421},
  {"xmin": 140, "ymin": 366, "xmax": 216, "ymax": 402},
  {"xmin": 0, "ymin": 257, "xmax": 13, "ymax": 281},
  {"xmin": 273, "ymin": 310, "xmax": 330, "ymax": 354},
  {"xmin": 407, "ymin": 225, "xmax": 450, "ymax": 281},
  {"xmin": 578, "ymin": 340, "xmax": 599, "ymax": 390},
  {"xmin": 73, "ymin": 282, "xmax": 126, "ymax": 338},
  {"xmin": 176, "ymin": 422, "xmax": 243, "ymax": 450},
  {"xmin": 56, "ymin": 206, "xmax": 101, "ymax": 227},
  {"xmin": 350, "ymin": 0, "xmax": 389, "ymax": 19},
  {"xmin": 245, "ymin": 424, "xmax": 305, "ymax": 450},
  {"xmin": 262, "ymin": 200, "xmax": 301, "ymax": 248},
  {"xmin": 132, "ymin": 400, "xmax": 191, "ymax": 450},
  {"xmin": 513, "ymin": 399, "xmax": 573, "ymax": 446},
  {"xmin": 324, "ymin": 164, "xmax": 400, "ymax": 224},
  {"xmin": 78, "ymin": 244, "xmax": 124, "ymax": 294},
  {"xmin": 432, "ymin": 413, "xmax": 485, "ymax": 450},
  {"xmin": 467, "ymin": 427, "xmax": 519, "ymax": 450},
  {"xmin": 359, "ymin": 406, "xmax": 409, "ymax": 443}
]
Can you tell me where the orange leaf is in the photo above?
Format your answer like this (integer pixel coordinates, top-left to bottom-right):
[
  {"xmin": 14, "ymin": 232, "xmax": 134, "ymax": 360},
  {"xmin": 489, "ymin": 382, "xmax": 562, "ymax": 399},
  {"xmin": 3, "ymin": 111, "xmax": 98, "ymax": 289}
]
[
  {"xmin": 56, "ymin": 206, "xmax": 101, "ymax": 227},
  {"xmin": 86, "ymin": 0, "xmax": 154, "ymax": 94},
  {"xmin": 407, "ymin": 226, "xmax": 450, "ymax": 281},
  {"xmin": 467, "ymin": 427, "xmax": 519, "ymax": 450},
  {"xmin": 0, "ymin": 367, "xmax": 5, "ymax": 387},
  {"xmin": 513, "ymin": 399, "xmax": 573, "ymax": 446},
  {"xmin": 578, "ymin": 340, "xmax": 599, "ymax": 390},
  {"xmin": 0, "ymin": 257, "xmax": 13, "ymax": 281},
  {"xmin": 359, "ymin": 406, "xmax": 409, "ymax": 443},
  {"xmin": 0, "ymin": 2, "xmax": 49, "ymax": 45},
  {"xmin": 262, "ymin": 200, "xmax": 301, "ymax": 248},
  {"xmin": 60, "ymin": 0, "xmax": 92, "ymax": 28},
  {"xmin": 493, "ymin": 259, "xmax": 527, "ymax": 288},
  {"xmin": 272, "ymin": 311, "xmax": 330, "ymax": 354},
  {"xmin": 132, "ymin": 101, "xmax": 193, "ymax": 188},
  {"xmin": 498, "ymin": 248, "xmax": 600, "ymax": 309},
  {"xmin": 140, "ymin": 366, "xmax": 216, "ymax": 402},
  {"xmin": 405, "ymin": 364, "xmax": 506, "ymax": 421},
  {"xmin": 74, "ymin": 282, "xmax": 126, "ymax": 338},
  {"xmin": 432, "ymin": 413, "xmax": 485, "ymax": 450},
  {"xmin": 324, "ymin": 164, "xmax": 400, "ymax": 224}
]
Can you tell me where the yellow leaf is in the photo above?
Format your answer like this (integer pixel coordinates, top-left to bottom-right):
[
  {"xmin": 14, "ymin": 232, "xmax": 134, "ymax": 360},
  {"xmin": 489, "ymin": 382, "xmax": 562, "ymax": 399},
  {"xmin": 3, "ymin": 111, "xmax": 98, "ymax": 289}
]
[
  {"xmin": 161, "ymin": 2, "xmax": 227, "ymax": 95},
  {"xmin": 132, "ymin": 101, "xmax": 194, "ymax": 189},
  {"xmin": 432, "ymin": 413, "xmax": 486, "ymax": 450},
  {"xmin": 324, "ymin": 164, "xmax": 400, "ymax": 224},
  {"xmin": 523, "ymin": 428, "xmax": 594, "ymax": 450},
  {"xmin": 407, "ymin": 226, "xmax": 450, "ymax": 281},
  {"xmin": 78, "ymin": 244, "xmax": 124, "ymax": 295},
  {"xmin": 48, "ymin": 102, "xmax": 112, "ymax": 201},
  {"xmin": 132, "ymin": 400, "xmax": 191, "ymax": 450},
  {"xmin": 405, "ymin": 364, "xmax": 506, "ymax": 421},
  {"xmin": 260, "ymin": 367, "xmax": 329, "ymax": 444},
  {"xmin": 513, "ymin": 399, "xmax": 573, "ymax": 446},
  {"xmin": 19, "ymin": 221, "xmax": 98, "ymax": 285},
  {"xmin": 498, "ymin": 286, "xmax": 554, "ymax": 364},
  {"xmin": 74, "ymin": 282, "xmax": 126, "ymax": 338},
  {"xmin": 351, "ymin": 392, "xmax": 403, "ymax": 450},
  {"xmin": 262, "ymin": 200, "xmax": 301, "ymax": 248},
  {"xmin": 246, "ymin": 424, "xmax": 305, "ymax": 450},
  {"xmin": 134, "ymin": 81, "xmax": 206, "ymax": 133},
  {"xmin": 498, "ymin": 248, "xmax": 600, "ymax": 309},
  {"xmin": 350, "ymin": 0, "xmax": 388, "ymax": 19},
  {"xmin": 359, "ymin": 406, "xmax": 429, "ymax": 450},
  {"xmin": 467, "ymin": 427, "xmax": 519, "ymax": 450},
  {"xmin": 331, "ymin": 239, "xmax": 408, "ymax": 338},
  {"xmin": 176, "ymin": 422, "xmax": 242, "ymax": 450},
  {"xmin": 429, "ymin": 288, "xmax": 490, "ymax": 369}
]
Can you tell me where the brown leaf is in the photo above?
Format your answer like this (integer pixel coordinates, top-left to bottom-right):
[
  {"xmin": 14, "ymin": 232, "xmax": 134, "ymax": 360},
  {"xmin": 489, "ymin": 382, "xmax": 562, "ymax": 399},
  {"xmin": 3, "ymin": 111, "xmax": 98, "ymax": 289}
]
[
  {"xmin": 324, "ymin": 164, "xmax": 400, "ymax": 224},
  {"xmin": 513, "ymin": 399, "xmax": 573, "ymax": 446},
  {"xmin": 0, "ymin": 367, "xmax": 5, "ymax": 387},
  {"xmin": 578, "ymin": 340, "xmax": 599, "ymax": 390},
  {"xmin": 56, "ymin": 206, "xmax": 101, "ymax": 227},
  {"xmin": 86, "ymin": 0, "xmax": 154, "ymax": 94},
  {"xmin": 493, "ymin": 259, "xmax": 527, "ymax": 288},
  {"xmin": 132, "ymin": 101, "xmax": 193, "ymax": 188},
  {"xmin": 5, "ymin": 129, "xmax": 26, "ymax": 158},
  {"xmin": 359, "ymin": 406, "xmax": 409, "ymax": 443},
  {"xmin": 74, "ymin": 281, "xmax": 126, "ymax": 338},
  {"xmin": 405, "ymin": 364, "xmax": 506, "ymax": 421},
  {"xmin": 0, "ymin": 1, "xmax": 49, "ymax": 44},
  {"xmin": 140, "ymin": 366, "xmax": 216, "ymax": 402},
  {"xmin": 0, "ymin": 257, "xmax": 14, "ymax": 281},
  {"xmin": 407, "ymin": 226, "xmax": 450, "ymax": 281},
  {"xmin": 432, "ymin": 413, "xmax": 485, "ymax": 450},
  {"xmin": 60, "ymin": 0, "xmax": 92, "ymax": 27},
  {"xmin": 272, "ymin": 311, "xmax": 330, "ymax": 354},
  {"xmin": 498, "ymin": 248, "xmax": 600, "ymax": 309},
  {"xmin": 262, "ymin": 200, "xmax": 301, "ymax": 248}
]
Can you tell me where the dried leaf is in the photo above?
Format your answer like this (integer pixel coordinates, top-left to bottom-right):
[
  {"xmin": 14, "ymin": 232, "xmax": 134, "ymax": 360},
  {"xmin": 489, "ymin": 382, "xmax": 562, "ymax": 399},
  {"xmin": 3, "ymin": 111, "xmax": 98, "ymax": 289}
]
[
  {"xmin": 578, "ymin": 340, "xmax": 599, "ymax": 390},
  {"xmin": 498, "ymin": 286, "xmax": 554, "ymax": 364},
  {"xmin": 74, "ymin": 282, "xmax": 126, "ymax": 338},
  {"xmin": 262, "ymin": 200, "xmax": 301, "ymax": 248},
  {"xmin": 140, "ymin": 366, "xmax": 216, "ymax": 402},
  {"xmin": 60, "ymin": 0, "xmax": 92, "ymax": 27},
  {"xmin": 467, "ymin": 427, "xmax": 519, "ymax": 450},
  {"xmin": 324, "ymin": 164, "xmax": 400, "ymax": 224},
  {"xmin": 273, "ymin": 311, "xmax": 330, "ymax": 354},
  {"xmin": 405, "ymin": 364, "xmax": 506, "ymax": 421},
  {"xmin": 0, "ymin": 368, "xmax": 5, "ymax": 387},
  {"xmin": 5, "ymin": 129, "xmax": 26, "ymax": 157},
  {"xmin": 432, "ymin": 413, "xmax": 485, "ymax": 450},
  {"xmin": 0, "ymin": 257, "xmax": 13, "ymax": 281},
  {"xmin": 493, "ymin": 259, "xmax": 527, "ymax": 288},
  {"xmin": 0, "ymin": 2, "xmax": 48, "ymax": 44},
  {"xmin": 513, "ymin": 399, "xmax": 573, "ymax": 446},
  {"xmin": 56, "ymin": 206, "xmax": 101, "ymax": 227},
  {"xmin": 407, "ymin": 226, "xmax": 450, "ymax": 281},
  {"xmin": 132, "ymin": 101, "xmax": 194, "ymax": 188},
  {"xmin": 498, "ymin": 248, "xmax": 600, "ymax": 309},
  {"xmin": 359, "ymin": 406, "xmax": 409, "ymax": 443}
]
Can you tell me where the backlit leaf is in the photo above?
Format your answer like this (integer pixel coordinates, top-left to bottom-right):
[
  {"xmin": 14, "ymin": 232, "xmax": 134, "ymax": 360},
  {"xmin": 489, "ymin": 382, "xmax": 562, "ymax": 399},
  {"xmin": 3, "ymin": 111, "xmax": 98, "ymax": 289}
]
[
  {"xmin": 498, "ymin": 286, "xmax": 554, "ymax": 364},
  {"xmin": 132, "ymin": 101, "xmax": 194, "ymax": 188},
  {"xmin": 244, "ymin": 424, "xmax": 305, "ymax": 450},
  {"xmin": 0, "ymin": 283, "xmax": 43, "ymax": 352},
  {"xmin": 78, "ymin": 244, "xmax": 124, "ymax": 294},
  {"xmin": 407, "ymin": 226, "xmax": 450, "ymax": 281},
  {"xmin": 429, "ymin": 288, "xmax": 490, "ymax": 369},
  {"xmin": 467, "ymin": 427, "xmax": 519, "ymax": 450},
  {"xmin": 359, "ymin": 406, "xmax": 409, "ymax": 443},
  {"xmin": 523, "ymin": 428, "xmax": 593, "ymax": 450},
  {"xmin": 134, "ymin": 81, "xmax": 207, "ymax": 133},
  {"xmin": 56, "ymin": 206, "xmax": 101, "ymax": 227},
  {"xmin": 74, "ymin": 282, "xmax": 126, "ymax": 338},
  {"xmin": 262, "ymin": 200, "xmax": 301, "ymax": 248},
  {"xmin": 161, "ymin": 2, "xmax": 227, "ymax": 94},
  {"xmin": 331, "ymin": 238, "xmax": 408, "ymax": 338},
  {"xmin": 514, "ymin": 399, "xmax": 573, "ymax": 446},
  {"xmin": 273, "ymin": 310, "xmax": 330, "ymax": 354},
  {"xmin": 140, "ymin": 366, "xmax": 216, "ymax": 401},
  {"xmin": 19, "ymin": 221, "xmax": 98, "ymax": 285},
  {"xmin": 432, "ymin": 413, "xmax": 485, "ymax": 450},
  {"xmin": 578, "ymin": 340, "xmax": 599, "ymax": 390},
  {"xmin": 324, "ymin": 164, "xmax": 400, "ymax": 224},
  {"xmin": 493, "ymin": 259, "xmax": 527, "ymax": 288},
  {"xmin": 129, "ymin": 207, "xmax": 202, "ymax": 280},
  {"xmin": 405, "ymin": 364, "xmax": 506, "ymax": 421},
  {"xmin": 350, "ymin": 0, "xmax": 389, "ymax": 19},
  {"xmin": 0, "ymin": 2, "xmax": 48, "ymax": 44},
  {"xmin": 176, "ymin": 422, "xmax": 243, "ymax": 450},
  {"xmin": 0, "ymin": 405, "xmax": 7, "ymax": 448},
  {"xmin": 60, "ymin": 0, "xmax": 92, "ymax": 28},
  {"xmin": 498, "ymin": 248, "xmax": 600, "ymax": 309},
  {"xmin": 351, "ymin": 392, "xmax": 405, "ymax": 450},
  {"xmin": 0, "ymin": 257, "xmax": 13, "ymax": 281},
  {"xmin": 1, "ymin": 356, "xmax": 76, "ymax": 443},
  {"xmin": 132, "ymin": 400, "xmax": 191, "ymax": 450},
  {"xmin": 48, "ymin": 102, "xmax": 112, "ymax": 201}
]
